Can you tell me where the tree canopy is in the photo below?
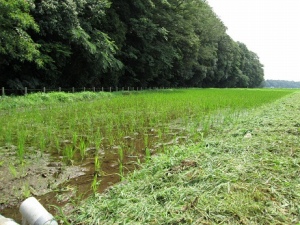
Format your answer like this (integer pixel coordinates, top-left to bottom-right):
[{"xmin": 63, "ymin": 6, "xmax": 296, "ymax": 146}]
[
  {"xmin": 0, "ymin": 0, "xmax": 264, "ymax": 89},
  {"xmin": 264, "ymin": 80, "xmax": 300, "ymax": 88}
]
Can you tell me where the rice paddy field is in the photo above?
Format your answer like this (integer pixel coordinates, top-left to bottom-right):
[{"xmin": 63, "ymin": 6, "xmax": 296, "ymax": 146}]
[{"xmin": 0, "ymin": 88, "xmax": 299, "ymax": 224}]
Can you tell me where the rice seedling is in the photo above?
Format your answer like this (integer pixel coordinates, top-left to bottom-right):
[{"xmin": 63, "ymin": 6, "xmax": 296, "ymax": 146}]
[
  {"xmin": 118, "ymin": 146, "xmax": 124, "ymax": 161},
  {"xmin": 22, "ymin": 183, "xmax": 31, "ymax": 198},
  {"xmin": 94, "ymin": 137, "xmax": 102, "ymax": 151},
  {"xmin": 63, "ymin": 145, "xmax": 75, "ymax": 165},
  {"xmin": 94, "ymin": 155, "xmax": 101, "ymax": 175},
  {"xmin": 54, "ymin": 137, "xmax": 60, "ymax": 153},
  {"xmin": 51, "ymin": 205, "xmax": 72, "ymax": 225},
  {"xmin": 145, "ymin": 147, "xmax": 151, "ymax": 163},
  {"xmin": 72, "ymin": 132, "xmax": 78, "ymax": 147},
  {"xmin": 91, "ymin": 174, "xmax": 100, "ymax": 195},
  {"xmin": 90, "ymin": 156, "xmax": 103, "ymax": 196},
  {"xmin": 79, "ymin": 138, "xmax": 86, "ymax": 160},
  {"xmin": 39, "ymin": 135, "xmax": 46, "ymax": 156},
  {"xmin": 17, "ymin": 132, "xmax": 26, "ymax": 163},
  {"xmin": 9, "ymin": 164, "xmax": 18, "ymax": 178},
  {"xmin": 119, "ymin": 162, "xmax": 124, "ymax": 181},
  {"xmin": 118, "ymin": 147, "xmax": 124, "ymax": 181},
  {"xmin": 144, "ymin": 134, "xmax": 151, "ymax": 161}
]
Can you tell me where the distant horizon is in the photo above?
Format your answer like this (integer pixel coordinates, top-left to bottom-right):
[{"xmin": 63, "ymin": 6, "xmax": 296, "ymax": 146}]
[{"xmin": 264, "ymin": 79, "xmax": 300, "ymax": 82}]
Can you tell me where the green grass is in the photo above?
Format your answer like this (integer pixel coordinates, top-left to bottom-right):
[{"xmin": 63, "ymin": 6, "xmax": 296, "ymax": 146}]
[
  {"xmin": 69, "ymin": 91, "xmax": 300, "ymax": 225},
  {"xmin": 0, "ymin": 91, "xmax": 113, "ymax": 110}
]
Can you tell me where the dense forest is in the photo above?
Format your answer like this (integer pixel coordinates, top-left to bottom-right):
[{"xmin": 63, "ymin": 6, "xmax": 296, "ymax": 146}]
[
  {"xmin": 0, "ymin": 0, "xmax": 264, "ymax": 89},
  {"xmin": 264, "ymin": 80, "xmax": 300, "ymax": 88}
]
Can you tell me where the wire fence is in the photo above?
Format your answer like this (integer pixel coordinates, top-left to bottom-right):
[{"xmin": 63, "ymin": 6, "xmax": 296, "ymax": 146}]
[{"xmin": 1, "ymin": 86, "xmax": 174, "ymax": 96}]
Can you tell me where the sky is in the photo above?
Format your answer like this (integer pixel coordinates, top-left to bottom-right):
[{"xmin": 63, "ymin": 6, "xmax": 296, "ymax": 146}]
[{"xmin": 206, "ymin": 0, "xmax": 300, "ymax": 82}]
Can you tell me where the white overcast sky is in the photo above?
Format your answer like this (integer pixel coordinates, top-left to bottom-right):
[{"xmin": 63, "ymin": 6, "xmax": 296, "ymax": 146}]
[{"xmin": 206, "ymin": 0, "xmax": 300, "ymax": 82}]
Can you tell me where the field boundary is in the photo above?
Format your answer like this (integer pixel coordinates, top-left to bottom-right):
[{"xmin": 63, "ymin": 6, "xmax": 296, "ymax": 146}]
[{"xmin": 1, "ymin": 86, "xmax": 179, "ymax": 96}]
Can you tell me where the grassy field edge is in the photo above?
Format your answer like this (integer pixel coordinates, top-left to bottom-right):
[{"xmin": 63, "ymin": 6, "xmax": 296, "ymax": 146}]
[{"xmin": 67, "ymin": 91, "xmax": 300, "ymax": 224}]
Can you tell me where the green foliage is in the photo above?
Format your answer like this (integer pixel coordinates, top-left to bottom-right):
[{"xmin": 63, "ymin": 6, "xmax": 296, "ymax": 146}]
[
  {"xmin": 0, "ymin": 0, "xmax": 41, "ymax": 64},
  {"xmin": 0, "ymin": 0, "xmax": 265, "ymax": 89},
  {"xmin": 31, "ymin": 0, "xmax": 122, "ymax": 87}
]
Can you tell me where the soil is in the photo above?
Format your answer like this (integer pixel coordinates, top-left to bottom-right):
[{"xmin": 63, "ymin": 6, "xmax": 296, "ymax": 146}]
[
  {"xmin": 0, "ymin": 144, "xmax": 86, "ymax": 222},
  {"xmin": 0, "ymin": 122, "xmax": 189, "ymax": 224},
  {"xmin": 0, "ymin": 143, "xmax": 146, "ymax": 223}
]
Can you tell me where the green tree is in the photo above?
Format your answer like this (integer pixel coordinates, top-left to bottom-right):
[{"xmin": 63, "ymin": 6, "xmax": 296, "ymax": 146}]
[
  {"xmin": 109, "ymin": 0, "xmax": 227, "ymax": 87},
  {"xmin": 159, "ymin": 0, "xmax": 203, "ymax": 87},
  {"xmin": 208, "ymin": 34, "xmax": 236, "ymax": 87},
  {"xmin": 110, "ymin": 0, "xmax": 178, "ymax": 87},
  {"xmin": 1, "ymin": 0, "xmax": 122, "ymax": 88},
  {"xmin": 0, "ymin": 0, "xmax": 265, "ymax": 90},
  {"xmin": 0, "ymin": 0, "xmax": 43, "ymax": 88},
  {"xmin": 31, "ymin": 0, "xmax": 122, "ymax": 87},
  {"xmin": 191, "ymin": 1, "xmax": 226, "ymax": 87},
  {"xmin": 237, "ymin": 42, "xmax": 264, "ymax": 87},
  {"xmin": 0, "ymin": 0, "xmax": 41, "ymax": 64}
]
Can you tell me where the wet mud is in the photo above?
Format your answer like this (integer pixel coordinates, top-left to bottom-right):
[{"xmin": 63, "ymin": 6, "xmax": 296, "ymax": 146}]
[{"xmin": 0, "ymin": 124, "xmax": 191, "ymax": 224}]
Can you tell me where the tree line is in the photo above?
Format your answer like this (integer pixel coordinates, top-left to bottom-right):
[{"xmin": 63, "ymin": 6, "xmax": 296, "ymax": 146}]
[
  {"xmin": 264, "ymin": 80, "xmax": 300, "ymax": 88},
  {"xmin": 0, "ymin": 0, "xmax": 264, "ymax": 89}
]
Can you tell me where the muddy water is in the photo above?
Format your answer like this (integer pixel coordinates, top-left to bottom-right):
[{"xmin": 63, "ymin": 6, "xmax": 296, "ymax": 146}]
[{"xmin": 0, "ymin": 126, "xmax": 190, "ymax": 224}]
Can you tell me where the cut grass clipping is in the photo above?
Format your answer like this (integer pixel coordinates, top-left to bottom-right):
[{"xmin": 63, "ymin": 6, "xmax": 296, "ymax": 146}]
[{"xmin": 71, "ymin": 91, "xmax": 300, "ymax": 225}]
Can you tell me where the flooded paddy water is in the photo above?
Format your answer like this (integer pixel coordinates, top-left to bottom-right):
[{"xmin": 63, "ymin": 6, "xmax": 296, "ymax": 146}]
[{"xmin": 0, "ymin": 120, "xmax": 191, "ymax": 223}]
